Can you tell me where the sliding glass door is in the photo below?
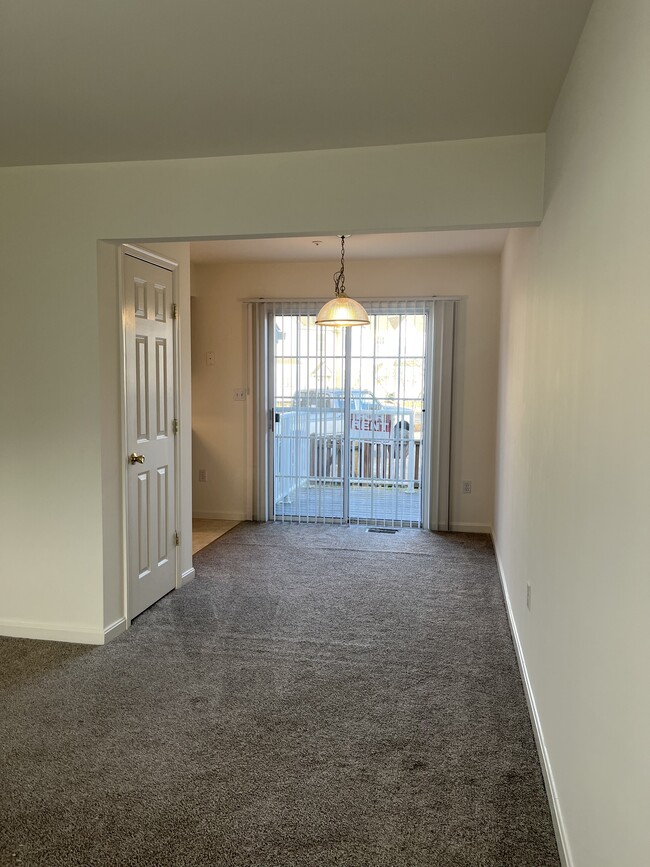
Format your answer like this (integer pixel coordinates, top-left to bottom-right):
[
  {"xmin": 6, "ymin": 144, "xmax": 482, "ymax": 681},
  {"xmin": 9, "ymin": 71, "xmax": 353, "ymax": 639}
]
[{"xmin": 271, "ymin": 301, "xmax": 430, "ymax": 528}]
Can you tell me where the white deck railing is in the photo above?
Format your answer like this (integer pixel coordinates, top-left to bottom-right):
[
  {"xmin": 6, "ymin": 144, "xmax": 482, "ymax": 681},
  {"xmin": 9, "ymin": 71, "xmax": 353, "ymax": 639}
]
[{"xmin": 274, "ymin": 409, "xmax": 419, "ymax": 507}]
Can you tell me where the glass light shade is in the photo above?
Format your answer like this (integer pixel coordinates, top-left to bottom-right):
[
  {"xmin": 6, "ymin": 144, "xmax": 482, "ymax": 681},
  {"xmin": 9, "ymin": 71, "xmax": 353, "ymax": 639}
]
[{"xmin": 315, "ymin": 295, "xmax": 370, "ymax": 326}]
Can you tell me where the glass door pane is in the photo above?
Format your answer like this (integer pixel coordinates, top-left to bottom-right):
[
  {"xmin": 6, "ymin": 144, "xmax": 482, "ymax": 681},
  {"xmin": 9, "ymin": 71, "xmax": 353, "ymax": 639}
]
[
  {"xmin": 273, "ymin": 310, "xmax": 346, "ymax": 521},
  {"xmin": 348, "ymin": 311, "xmax": 427, "ymax": 527}
]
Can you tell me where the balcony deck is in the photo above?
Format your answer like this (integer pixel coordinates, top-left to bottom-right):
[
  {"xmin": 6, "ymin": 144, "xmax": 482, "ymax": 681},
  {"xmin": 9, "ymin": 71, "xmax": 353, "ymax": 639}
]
[{"xmin": 274, "ymin": 481, "xmax": 422, "ymax": 527}]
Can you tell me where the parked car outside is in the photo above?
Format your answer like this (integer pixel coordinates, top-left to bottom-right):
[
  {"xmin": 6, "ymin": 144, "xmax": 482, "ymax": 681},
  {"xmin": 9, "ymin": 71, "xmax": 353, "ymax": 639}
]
[
  {"xmin": 290, "ymin": 389, "xmax": 413, "ymax": 440},
  {"xmin": 294, "ymin": 388, "xmax": 391, "ymax": 412}
]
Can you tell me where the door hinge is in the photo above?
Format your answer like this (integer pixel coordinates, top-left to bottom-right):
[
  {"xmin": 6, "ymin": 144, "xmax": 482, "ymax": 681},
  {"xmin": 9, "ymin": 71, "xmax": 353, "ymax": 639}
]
[
  {"xmin": 171, "ymin": 303, "xmax": 178, "ymax": 319},
  {"xmin": 174, "ymin": 532, "xmax": 180, "ymax": 546},
  {"xmin": 172, "ymin": 418, "xmax": 179, "ymax": 434}
]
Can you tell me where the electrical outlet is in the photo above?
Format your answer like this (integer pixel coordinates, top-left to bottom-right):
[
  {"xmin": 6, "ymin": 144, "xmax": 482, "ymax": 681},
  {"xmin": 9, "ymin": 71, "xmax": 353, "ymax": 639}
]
[
  {"xmin": 462, "ymin": 480, "xmax": 472, "ymax": 494},
  {"xmin": 526, "ymin": 583, "xmax": 532, "ymax": 611},
  {"xmin": 198, "ymin": 469, "xmax": 207, "ymax": 483},
  {"xmin": 206, "ymin": 351, "xmax": 215, "ymax": 366},
  {"xmin": 233, "ymin": 389, "xmax": 246, "ymax": 401}
]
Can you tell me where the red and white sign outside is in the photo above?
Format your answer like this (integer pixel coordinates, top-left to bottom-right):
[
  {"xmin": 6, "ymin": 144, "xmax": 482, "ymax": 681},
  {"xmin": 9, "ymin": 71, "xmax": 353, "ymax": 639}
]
[{"xmin": 350, "ymin": 413, "xmax": 392, "ymax": 437}]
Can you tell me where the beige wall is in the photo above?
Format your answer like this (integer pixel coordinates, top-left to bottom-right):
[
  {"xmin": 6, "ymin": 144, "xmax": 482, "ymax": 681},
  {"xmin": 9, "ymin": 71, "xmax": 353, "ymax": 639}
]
[
  {"xmin": 191, "ymin": 255, "xmax": 500, "ymax": 530},
  {"xmin": 494, "ymin": 1, "xmax": 650, "ymax": 865}
]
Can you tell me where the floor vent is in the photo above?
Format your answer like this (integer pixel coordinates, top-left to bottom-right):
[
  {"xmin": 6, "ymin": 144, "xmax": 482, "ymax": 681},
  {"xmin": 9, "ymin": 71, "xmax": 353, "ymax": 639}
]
[{"xmin": 367, "ymin": 527, "xmax": 399, "ymax": 534}]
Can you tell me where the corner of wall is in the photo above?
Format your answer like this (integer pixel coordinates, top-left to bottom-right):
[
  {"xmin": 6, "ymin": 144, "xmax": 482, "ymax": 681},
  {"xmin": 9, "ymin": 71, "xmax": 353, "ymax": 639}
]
[{"xmin": 97, "ymin": 240, "xmax": 125, "ymax": 631}]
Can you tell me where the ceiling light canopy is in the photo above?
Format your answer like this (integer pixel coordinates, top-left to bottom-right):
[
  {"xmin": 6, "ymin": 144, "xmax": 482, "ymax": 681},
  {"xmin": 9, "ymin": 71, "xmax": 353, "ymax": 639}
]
[{"xmin": 316, "ymin": 235, "xmax": 369, "ymax": 327}]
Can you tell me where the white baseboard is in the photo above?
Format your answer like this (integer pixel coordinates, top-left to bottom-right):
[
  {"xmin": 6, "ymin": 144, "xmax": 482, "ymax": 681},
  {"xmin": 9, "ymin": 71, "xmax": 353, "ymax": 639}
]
[
  {"xmin": 192, "ymin": 511, "xmax": 246, "ymax": 521},
  {"xmin": 179, "ymin": 567, "xmax": 196, "ymax": 587},
  {"xmin": 490, "ymin": 528, "xmax": 573, "ymax": 867},
  {"xmin": 103, "ymin": 617, "xmax": 127, "ymax": 644},
  {"xmin": 448, "ymin": 522, "xmax": 491, "ymax": 534},
  {"xmin": 0, "ymin": 619, "xmax": 106, "ymax": 645}
]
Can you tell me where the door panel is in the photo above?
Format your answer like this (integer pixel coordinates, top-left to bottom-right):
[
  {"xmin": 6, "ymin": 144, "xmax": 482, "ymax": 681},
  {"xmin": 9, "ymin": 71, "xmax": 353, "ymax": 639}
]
[
  {"xmin": 348, "ymin": 311, "xmax": 426, "ymax": 526},
  {"xmin": 273, "ymin": 310, "xmax": 346, "ymax": 521},
  {"xmin": 155, "ymin": 338, "xmax": 168, "ymax": 437},
  {"xmin": 124, "ymin": 254, "xmax": 176, "ymax": 619},
  {"xmin": 135, "ymin": 336, "xmax": 149, "ymax": 441},
  {"xmin": 154, "ymin": 285, "xmax": 167, "ymax": 321},
  {"xmin": 137, "ymin": 471, "xmax": 150, "ymax": 577},
  {"xmin": 156, "ymin": 466, "xmax": 169, "ymax": 565},
  {"xmin": 134, "ymin": 278, "xmax": 147, "ymax": 318}
]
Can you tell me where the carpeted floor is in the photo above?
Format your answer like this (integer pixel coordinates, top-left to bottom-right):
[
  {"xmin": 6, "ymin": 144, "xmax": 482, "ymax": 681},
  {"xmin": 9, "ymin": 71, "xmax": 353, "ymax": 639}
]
[{"xmin": 0, "ymin": 523, "xmax": 560, "ymax": 866}]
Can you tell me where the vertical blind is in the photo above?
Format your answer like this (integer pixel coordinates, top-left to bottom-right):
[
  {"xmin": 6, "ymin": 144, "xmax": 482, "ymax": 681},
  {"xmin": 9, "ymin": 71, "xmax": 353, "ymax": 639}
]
[{"xmin": 249, "ymin": 298, "xmax": 456, "ymax": 531}]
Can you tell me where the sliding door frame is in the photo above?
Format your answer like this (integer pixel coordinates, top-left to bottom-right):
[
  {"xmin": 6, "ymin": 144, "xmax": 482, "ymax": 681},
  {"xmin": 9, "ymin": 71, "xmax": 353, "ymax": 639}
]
[{"xmin": 264, "ymin": 299, "xmax": 433, "ymax": 527}]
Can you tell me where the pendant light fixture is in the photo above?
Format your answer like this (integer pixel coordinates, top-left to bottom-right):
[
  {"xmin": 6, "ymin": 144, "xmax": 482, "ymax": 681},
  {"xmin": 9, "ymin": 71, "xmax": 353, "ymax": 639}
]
[{"xmin": 315, "ymin": 235, "xmax": 370, "ymax": 326}]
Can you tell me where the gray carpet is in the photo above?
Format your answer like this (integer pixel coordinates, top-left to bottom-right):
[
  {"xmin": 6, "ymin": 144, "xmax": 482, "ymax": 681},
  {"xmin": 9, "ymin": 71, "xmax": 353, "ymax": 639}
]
[{"xmin": 0, "ymin": 523, "xmax": 560, "ymax": 866}]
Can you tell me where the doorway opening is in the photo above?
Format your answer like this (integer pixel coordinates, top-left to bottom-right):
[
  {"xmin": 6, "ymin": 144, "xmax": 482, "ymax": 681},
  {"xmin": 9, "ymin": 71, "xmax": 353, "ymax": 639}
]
[
  {"xmin": 271, "ymin": 301, "xmax": 430, "ymax": 528},
  {"xmin": 121, "ymin": 246, "xmax": 181, "ymax": 621}
]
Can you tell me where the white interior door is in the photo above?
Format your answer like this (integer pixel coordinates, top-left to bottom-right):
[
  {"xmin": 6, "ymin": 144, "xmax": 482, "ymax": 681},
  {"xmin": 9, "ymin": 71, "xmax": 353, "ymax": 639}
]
[{"xmin": 123, "ymin": 252, "xmax": 177, "ymax": 619}]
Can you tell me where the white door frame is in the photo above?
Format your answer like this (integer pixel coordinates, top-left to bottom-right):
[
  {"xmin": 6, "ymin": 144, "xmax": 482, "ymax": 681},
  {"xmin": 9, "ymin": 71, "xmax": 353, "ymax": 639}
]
[{"xmin": 118, "ymin": 243, "xmax": 182, "ymax": 626}]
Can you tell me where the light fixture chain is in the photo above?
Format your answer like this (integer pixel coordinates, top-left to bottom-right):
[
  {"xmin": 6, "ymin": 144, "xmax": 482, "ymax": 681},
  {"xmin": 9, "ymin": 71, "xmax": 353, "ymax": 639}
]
[{"xmin": 335, "ymin": 234, "xmax": 346, "ymax": 296}]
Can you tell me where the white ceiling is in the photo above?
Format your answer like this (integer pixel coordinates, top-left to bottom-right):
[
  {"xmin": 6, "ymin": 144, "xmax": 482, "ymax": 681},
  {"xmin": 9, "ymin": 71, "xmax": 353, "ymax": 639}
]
[
  {"xmin": 0, "ymin": 0, "xmax": 592, "ymax": 167},
  {"xmin": 190, "ymin": 229, "xmax": 509, "ymax": 264}
]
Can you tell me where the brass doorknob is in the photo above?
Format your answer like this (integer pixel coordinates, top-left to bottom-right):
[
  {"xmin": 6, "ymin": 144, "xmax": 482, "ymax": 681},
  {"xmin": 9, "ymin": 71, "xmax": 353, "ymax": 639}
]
[{"xmin": 129, "ymin": 453, "xmax": 146, "ymax": 464}]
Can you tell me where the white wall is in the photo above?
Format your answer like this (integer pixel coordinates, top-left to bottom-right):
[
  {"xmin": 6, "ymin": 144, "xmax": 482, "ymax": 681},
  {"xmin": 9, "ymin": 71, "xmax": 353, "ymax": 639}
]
[
  {"xmin": 191, "ymin": 255, "xmax": 500, "ymax": 531},
  {"xmin": 494, "ymin": 2, "xmax": 650, "ymax": 865},
  {"xmin": 0, "ymin": 133, "xmax": 543, "ymax": 641}
]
